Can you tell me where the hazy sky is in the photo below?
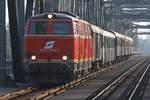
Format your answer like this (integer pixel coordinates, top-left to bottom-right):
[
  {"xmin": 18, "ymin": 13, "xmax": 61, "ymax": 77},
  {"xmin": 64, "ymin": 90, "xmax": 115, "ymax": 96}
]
[{"xmin": 6, "ymin": 1, "xmax": 9, "ymax": 24}]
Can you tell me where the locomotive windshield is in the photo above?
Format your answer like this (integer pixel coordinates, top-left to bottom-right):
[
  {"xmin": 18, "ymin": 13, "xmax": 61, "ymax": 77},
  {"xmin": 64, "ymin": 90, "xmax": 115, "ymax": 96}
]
[
  {"xmin": 28, "ymin": 21, "xmax": 48, "ymax": 35},
  {"xmin": 52, "ymin": 22, "xmax": 71, "ymax": 35},
  {"xmin": 27, "ymin": 21, "xmax": 71, "ymax": 35}
]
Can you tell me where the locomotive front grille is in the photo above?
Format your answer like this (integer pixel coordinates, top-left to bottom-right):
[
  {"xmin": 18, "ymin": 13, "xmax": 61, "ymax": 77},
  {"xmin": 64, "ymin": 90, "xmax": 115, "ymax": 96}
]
[{"xmin": 27, "ymin": 62, "xmax": 75, "ymax": 74}]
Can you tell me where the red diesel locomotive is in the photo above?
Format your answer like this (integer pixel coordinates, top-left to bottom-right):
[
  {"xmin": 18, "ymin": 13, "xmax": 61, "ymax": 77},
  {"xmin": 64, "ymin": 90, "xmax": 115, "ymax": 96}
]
[
  {"xmin": 24, "ymin": 12, "xmax": 133, "ymax": 83},
  {"xmin": 25, "ymin": 12, "xmax": 93, "ymax": 83}
]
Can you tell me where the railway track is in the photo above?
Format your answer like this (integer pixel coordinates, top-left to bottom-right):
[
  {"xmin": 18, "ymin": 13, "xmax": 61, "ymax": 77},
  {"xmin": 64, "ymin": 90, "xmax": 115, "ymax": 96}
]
[
  {"xmin": 0, "ymin": 56, "xmax": 144, "ymax": 100},
  {"xmin": 128, "ymin": 63, "xmax": 150, "ymax": 100},
  {"xmin": 0, "ymin": 62, "xmax": 117, "ymax": 100},
  {"xmin": 0, "ymin": 87, "xmax": 37, "ymax": 100},
  {"xmin": 86, "ymin": 56, "xmax": 150, "ymax": 100},
  {"xmin": 117, "ymin": 57, "xmax": 150, "ymax": 100}
]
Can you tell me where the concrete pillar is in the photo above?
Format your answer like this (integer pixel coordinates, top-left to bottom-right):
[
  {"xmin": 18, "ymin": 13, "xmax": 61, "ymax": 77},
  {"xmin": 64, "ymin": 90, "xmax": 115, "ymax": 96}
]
[{"xmin": 0, "ymin": 0, "xmax": 6, "ymax": 86}]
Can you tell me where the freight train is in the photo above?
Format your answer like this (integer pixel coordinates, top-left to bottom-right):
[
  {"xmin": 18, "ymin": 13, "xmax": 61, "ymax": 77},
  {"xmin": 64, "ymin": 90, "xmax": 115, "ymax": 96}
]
[{"xmin": 24, "ymin": 12, "xmax": 133, "ymax": 83}]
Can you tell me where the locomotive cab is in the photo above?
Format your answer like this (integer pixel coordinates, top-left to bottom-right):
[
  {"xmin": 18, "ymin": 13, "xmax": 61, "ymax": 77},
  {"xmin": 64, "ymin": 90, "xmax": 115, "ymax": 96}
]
[
  {"xmin": 25, "ymin": 13, "xmax": 79, "ymax": 83},
  {"xmin": 25, "ymin": 19, "xmax": 74, "ymax": 62}
]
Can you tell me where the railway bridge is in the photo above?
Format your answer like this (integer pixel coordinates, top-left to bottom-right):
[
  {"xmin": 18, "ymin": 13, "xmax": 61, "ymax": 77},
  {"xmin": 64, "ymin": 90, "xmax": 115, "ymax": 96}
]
[{"xmin": 0, "ymin": 0, "xmax": 150, "ymax": 99}]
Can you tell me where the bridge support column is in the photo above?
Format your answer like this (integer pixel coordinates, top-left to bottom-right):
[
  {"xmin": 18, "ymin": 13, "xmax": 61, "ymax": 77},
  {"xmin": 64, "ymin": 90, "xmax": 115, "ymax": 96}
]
[
  {"xmin": 7, "ymin": 0, "xmax": 25, "ymax": 82},
  {"xmin": 16, "ymin": 0, "xmax": 25, "ymax": 60},
  {"xmin": 0, "ymin": 0, "xmax": 6, "ymax": 86}
]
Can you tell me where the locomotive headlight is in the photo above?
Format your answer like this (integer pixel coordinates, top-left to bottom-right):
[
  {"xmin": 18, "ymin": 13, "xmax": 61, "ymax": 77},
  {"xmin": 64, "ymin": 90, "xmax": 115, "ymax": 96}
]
[
  {"xmin": 31, "ymin": 55, "xmax": 36, "ymax": 60},
  {"xmin": 62, "ymin": 55, "xmax": 68, "ymax": 61},
  {"xmin": 48, "ymin": 14, "xmax": 53, "ymax": 19}
]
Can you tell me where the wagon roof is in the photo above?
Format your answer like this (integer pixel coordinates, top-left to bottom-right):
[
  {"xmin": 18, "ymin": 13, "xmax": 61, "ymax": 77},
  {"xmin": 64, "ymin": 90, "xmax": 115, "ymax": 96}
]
[{"xmin": 91, "ymin": 25, "xmax": 103, "ymax": 34}]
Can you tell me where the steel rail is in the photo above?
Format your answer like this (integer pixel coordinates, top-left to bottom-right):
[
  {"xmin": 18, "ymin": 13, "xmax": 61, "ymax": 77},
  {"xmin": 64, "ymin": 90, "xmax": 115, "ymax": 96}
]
[
  {"xmin": 0, "ymin": 56, "xmax": 140, "ymax": 100},
  {"xmin": 87, "ymin": 57, "xmax": 147, "ymax": 100},
  {"xmin": 0, "ymin": 87, "xmax": 37, "ymax": 100},
  {"xmin": 128, "ymin": 63, "xmax": 150, "ymax": 100}
]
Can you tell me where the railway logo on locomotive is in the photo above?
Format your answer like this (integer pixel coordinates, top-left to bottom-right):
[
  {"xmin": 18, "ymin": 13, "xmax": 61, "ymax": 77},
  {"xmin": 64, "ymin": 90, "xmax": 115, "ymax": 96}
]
[{"xmin": 44, "ymin": 41, "xmax": 55, "ymax": 49}]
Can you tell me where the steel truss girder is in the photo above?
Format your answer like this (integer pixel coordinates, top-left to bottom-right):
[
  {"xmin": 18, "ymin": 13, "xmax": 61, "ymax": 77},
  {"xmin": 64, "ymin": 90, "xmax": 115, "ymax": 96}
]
[
  {"xmin": 109, "ymin": 14, "xmax": 150, "ymax": 20},
  {"xmin": 0, "ymin": 0, "xmax": 6, "ymax": 86},
  {"xmin": 25, "ymin": 0, "xmax": 44, "ymax": 20},
  {"xmin": 132, "ymin": 33, "xmax": 150, "ymax": 37},
  {"xmin": 132, "ymin": 25, "xmax": 150, "ymax": 28},
  {"xmin": 104, "ymin": 0, "xmax": 150, "ymax": 6},
  {"xmin": 7, "ymin": 0, "xmax": 25, "ymax": 82},
  {"xmin": 25, "ymin": 0, "xmax": 34, "ymax": 21}
]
